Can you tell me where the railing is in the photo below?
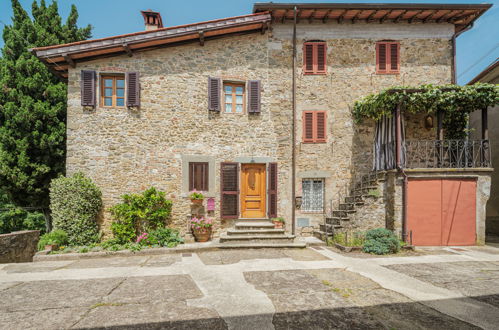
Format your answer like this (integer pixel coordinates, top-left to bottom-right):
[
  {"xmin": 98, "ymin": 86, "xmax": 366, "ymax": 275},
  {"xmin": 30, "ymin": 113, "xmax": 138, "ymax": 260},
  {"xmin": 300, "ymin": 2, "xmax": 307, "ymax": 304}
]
[{"xmin": 404, "ymin": 139, "xmax": 491, "ymax": 169}]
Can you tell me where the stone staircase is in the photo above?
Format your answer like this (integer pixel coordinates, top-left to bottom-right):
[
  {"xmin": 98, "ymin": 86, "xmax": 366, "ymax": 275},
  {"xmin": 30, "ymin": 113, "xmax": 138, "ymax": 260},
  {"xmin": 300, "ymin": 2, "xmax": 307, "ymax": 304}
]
[
  {"xmin": 314, "ymin": 172, "xmax": 386, "ymax": 241},
  {"xmin": 218, "ymin": 219, "xmax": 306, "ymax": 248}
]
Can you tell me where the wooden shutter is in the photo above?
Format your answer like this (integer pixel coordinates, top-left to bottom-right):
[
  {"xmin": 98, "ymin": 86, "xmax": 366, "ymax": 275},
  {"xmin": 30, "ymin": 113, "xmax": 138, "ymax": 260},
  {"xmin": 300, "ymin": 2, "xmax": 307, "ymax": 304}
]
[
  {"xmin": 81, "ymin": 70, "xmax": 96, "ymax": 106},
  {"xmin": 247, "ymin": 80, "xmax": 261, "ymax": 113},
  {"xmin": 304, "ymin": 43, "xmax": 314, "ymax": 74},
  {"xmin": 376, "ymin": 41, "xmax": 399, "ymax": 74},
  {"xmin": 316, "ymin": 111, "xmax": 327, "ymax": 142},
  {"xmin": 268, "ymin": 163, "xmax": 278, "ymax": 218},
  {"xmin": 303, "ymin": 111, "xmax": 315, "ymax": 143},
  {"xmin": 126, "ymin": 72, "xmax": 140, "ymax": 107},
  {"xmin": 316, "ymin": 43, "xmax": 326, "ymax": 73},
  {"xmin": 208, "ymin": 77, "xmax": 221, "ymax": 111},
  {"xmin": 221, "ymin": 162, "xmax": 239, "ymax": 219}
]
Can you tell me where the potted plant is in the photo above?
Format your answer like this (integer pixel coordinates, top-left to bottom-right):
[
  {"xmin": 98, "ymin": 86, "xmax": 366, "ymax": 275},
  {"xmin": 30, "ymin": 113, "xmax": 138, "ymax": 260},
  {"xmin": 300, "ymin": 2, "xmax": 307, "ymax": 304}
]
[
  {"xmin": 272, "ymin": 217, "xmax": 285, "ymax": 229},
  {"xmin": 189, "ymin": 190, "xmax": 204, "ymax": 205},
  {"xmin": 190, "ymin": 217, "xmax": 213, "ymax": 242}
]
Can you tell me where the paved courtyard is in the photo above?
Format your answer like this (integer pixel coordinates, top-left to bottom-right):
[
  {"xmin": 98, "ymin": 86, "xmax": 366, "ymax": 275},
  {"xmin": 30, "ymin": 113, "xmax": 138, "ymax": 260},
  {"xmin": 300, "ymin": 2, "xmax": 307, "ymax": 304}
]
[{"xmin": 1, "ymin": 246, "xmax": 499, "ymax": 329}]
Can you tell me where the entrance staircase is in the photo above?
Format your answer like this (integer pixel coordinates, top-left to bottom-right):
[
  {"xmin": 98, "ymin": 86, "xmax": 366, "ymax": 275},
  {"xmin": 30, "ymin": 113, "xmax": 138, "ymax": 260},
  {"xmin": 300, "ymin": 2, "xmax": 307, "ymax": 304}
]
[
  {"xmin": 314, "ymin": 171, "xmax": 385, "ymax": 241},
  {"xmin": 218, "ymin": 219, "xmax": 306, "ymax": 248}
]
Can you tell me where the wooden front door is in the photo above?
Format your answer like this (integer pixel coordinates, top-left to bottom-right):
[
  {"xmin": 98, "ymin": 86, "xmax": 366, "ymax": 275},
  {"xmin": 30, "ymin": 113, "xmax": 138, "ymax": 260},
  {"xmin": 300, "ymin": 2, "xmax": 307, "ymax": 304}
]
[{"xmin": 240, "ymin": 164, "xmax": 266, "ymax": 218}]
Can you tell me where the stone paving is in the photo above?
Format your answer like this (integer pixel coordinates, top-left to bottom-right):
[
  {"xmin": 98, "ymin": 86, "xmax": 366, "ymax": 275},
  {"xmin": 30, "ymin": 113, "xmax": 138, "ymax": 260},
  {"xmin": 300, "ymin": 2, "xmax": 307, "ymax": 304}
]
[{"xmin": 1, "ymin": 247, "xmax": 499, "ymax": 329}]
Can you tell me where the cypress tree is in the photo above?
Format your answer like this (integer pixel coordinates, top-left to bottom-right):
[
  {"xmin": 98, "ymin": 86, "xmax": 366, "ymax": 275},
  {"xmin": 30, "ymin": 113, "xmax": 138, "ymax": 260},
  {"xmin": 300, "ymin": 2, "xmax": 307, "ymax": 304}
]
[{"xmin": 0, "ymin": 0, "xmax": 91, "ymax": 208}]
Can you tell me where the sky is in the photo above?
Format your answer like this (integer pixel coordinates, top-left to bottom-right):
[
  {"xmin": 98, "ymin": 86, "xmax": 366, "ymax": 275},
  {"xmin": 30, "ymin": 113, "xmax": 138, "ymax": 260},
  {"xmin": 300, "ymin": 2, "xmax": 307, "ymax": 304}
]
[{"xmin": 0, "ymin": 0, "xmax": 498, "ymax": 84}]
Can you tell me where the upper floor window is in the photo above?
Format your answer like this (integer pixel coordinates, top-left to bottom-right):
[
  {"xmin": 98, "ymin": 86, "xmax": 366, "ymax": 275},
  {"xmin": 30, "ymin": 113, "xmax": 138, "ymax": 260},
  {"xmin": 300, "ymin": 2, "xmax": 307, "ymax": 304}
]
[
  {"xmin": 303, "ymin": 111, "xmax": 327, "ymax": 143},
  {"xmin": 303, "ymin": 41, "xmax": 327, "ymax": 75},
  {"xmin": 224, "ymin": 83, "xmax": 245, "ymax": 113},
  {"xmin": 101, "ymin": 75, "xmax": 125, "ymax": 107},
  {"xmin": 376, "ymin": 41, "xmax": 400, "ymax": 74}
]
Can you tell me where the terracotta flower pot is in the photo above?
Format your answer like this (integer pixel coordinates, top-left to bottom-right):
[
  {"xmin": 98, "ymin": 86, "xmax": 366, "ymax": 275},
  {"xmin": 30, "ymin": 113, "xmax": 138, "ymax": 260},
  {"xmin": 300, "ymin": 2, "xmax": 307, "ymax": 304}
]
[
  {"xmin": 193, "ymin": 227, "xmax": 212, "ymax": 242},
  {"xmin": 45, "ymin": 244, "xmax": 58, "ymax": 252},
  {"xmin": 191, "ymin": 199, "xmax": 203, "ymax": 205},
  {"xmin": 273, "ymin": 221, "xmax": 284, "ymax": 229}
]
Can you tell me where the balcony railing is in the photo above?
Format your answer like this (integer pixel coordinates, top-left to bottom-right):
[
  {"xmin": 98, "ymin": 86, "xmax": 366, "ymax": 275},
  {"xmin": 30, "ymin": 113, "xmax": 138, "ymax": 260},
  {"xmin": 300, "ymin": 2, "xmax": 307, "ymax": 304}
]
[{"xmin": 404, "ymin": 139, "xmax": 491, "ymax": 169}]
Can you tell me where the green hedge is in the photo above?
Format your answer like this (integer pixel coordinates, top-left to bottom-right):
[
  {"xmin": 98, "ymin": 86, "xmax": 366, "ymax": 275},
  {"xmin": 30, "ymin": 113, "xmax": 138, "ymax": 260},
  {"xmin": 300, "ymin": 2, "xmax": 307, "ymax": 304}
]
[
  {"xmin": 50, "ymin": 173, "xmax": 102, "ymax": 246},
  {"xmin": 363, "ymin": 228, "xmax": 400, "ymax": 255}
]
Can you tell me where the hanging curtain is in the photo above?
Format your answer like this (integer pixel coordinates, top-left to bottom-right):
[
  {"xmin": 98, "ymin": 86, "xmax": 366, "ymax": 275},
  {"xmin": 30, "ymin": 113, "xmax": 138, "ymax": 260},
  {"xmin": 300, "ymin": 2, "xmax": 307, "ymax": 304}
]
[{"xmin": 373, "ymin": 112, "xmax": 405, "ymax": 171}]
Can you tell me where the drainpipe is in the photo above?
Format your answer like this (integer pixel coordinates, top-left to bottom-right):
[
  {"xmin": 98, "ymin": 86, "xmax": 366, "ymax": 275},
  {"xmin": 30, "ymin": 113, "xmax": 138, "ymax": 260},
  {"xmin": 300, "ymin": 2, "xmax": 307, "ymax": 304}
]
[{"xmin": 291, "ymin": 6, "xmax": 297, "ymax": 236}]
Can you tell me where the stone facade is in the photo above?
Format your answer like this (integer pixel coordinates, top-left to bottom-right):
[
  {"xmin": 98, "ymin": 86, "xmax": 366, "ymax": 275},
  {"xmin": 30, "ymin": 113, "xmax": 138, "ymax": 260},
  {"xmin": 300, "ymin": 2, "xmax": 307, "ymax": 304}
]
[
  {"xmin": 0, "ymin": 230, "xmax": 40, "ymax": 263},
  {"xmin": 66, "ymin": 21, "xmax": 465, "ymax": 240}
]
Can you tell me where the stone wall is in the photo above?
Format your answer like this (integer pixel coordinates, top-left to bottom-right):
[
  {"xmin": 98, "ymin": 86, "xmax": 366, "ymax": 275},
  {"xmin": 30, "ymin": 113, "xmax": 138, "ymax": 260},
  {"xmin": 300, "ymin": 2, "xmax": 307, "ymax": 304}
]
[
  {"xmin": 0, "ymin": 230, "xmax": 40, "ymax": 263},
  {"xmin": 66, "ymin": 21, "xmax": 453, "ymax": 238}
]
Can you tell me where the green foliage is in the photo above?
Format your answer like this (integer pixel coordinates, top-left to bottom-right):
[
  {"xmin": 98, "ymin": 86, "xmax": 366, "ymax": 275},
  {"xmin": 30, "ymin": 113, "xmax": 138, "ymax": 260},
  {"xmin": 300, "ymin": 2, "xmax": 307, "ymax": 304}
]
[
  {"xmin": 37, "ymin": 229, "xmax": 68, "ymax": 250},
  {"xmin": 367, "ymin": 189, "xmax": 380, "ymax": 198},
  {"xmin": 189, "ymin": 191, "xmax": 204, "ymax": 200},
  {"xmin": 50, "ymin": 172, "xmax": 102, "ymax": 246},
  {"xmin": 329, "ymin": 231, "xmax": 365, "ymax": 247},
  {"xmin": 353, "ymin": 84, "xmax": 499, "ymax": 139},
  {"xmin": 0, "ymin": 0, "xmax": 91, "ymax": 208},
  {"xmin": 0, "ymin": 190, "xmax": 46, "ymax": 234},
  {"xmin": 271, "ymin": 217, "xmax": 285, "ymax": 223},
  {"xmin": 138, "ymin": 228, "xmax": 184, "ymax": 248},
  {"xmin": 363, "ymin": 228, "xmax": 400, "ymax": 255},
  {"xmin": 110, "ymin": 187, "xmax": 173, "ymax": 243}
]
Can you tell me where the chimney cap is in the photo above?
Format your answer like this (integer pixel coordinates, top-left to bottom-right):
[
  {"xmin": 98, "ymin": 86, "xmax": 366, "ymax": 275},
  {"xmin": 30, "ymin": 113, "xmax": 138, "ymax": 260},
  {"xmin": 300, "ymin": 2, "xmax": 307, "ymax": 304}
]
[{"xmin": 141, "ymin": 9, "xmax": 163, "ymax": 30}]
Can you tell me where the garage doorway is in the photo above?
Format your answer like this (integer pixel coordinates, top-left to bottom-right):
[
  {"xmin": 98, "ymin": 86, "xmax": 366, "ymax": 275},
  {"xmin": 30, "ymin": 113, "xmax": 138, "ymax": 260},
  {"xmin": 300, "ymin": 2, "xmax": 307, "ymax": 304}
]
[{"xmin": 407, "ymin": 178, "xmax": 476, "ymax": 246}]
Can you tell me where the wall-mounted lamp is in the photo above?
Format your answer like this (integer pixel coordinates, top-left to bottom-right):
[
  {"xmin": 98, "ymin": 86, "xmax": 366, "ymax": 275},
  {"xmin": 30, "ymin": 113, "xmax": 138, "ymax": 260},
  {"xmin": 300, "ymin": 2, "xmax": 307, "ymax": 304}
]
[
  {"xmin": 295, "ymin": 196, "xmax": 302, "ymax": 210},
  {"xmin": 424, "ymin": 115, "xmax": 434, "ymax": 129}
]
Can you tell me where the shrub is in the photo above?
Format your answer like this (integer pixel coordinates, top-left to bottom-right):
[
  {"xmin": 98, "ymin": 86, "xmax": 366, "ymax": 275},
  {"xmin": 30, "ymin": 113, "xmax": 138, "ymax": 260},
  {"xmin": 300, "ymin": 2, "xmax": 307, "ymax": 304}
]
[
  {"xmin": 0, "ymin": 192, "xmax": 46, "ymax": 234},
  {"xmin": 363, "ymin": 228, "xmax": 400, "ymax": 255},
  {"xmin": 144, "ymin": 227, "xmax": 184, "ymax": 248},
  {"xmin": 50, "ymin": 173, "xmax": 102, "ymax": 246},
  {"xmin": 330, "ymin": 231, "xmax": 365, "ymax": 247},
  {"xmin": 189, "ymin": 190, "xmax": 204, "ymax": 200},
  {"xmin": 110, "ymin": 187, "xmax": 172, "ymax": 243},
  {"xmin": 37, "ymin": 229, "xmax": 68, "ymax": 250}
]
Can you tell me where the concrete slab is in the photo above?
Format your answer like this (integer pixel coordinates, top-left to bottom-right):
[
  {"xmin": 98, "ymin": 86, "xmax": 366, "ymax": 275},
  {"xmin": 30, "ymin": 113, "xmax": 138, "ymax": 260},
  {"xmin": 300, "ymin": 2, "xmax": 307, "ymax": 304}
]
[
  {"xmin": 0, "ymin": 307, "xmax": 88, "ymax": 330},
  {"xmin": 143, "ymin": 254, "xmax": 182, "ymax": 267},
  {"xmin": 2, "ymin": 260, "xmax": 75, "ymax": 273},
  {"xmin": 64, "ymin": 256, "xmax": 149, "ymax": 269}
]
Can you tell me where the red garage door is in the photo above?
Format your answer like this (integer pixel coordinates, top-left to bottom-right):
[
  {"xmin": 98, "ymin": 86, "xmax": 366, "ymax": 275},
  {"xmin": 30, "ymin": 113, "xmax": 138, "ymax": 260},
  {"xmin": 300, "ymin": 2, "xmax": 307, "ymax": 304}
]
[{"xmin": 407, "ymin": 179, "xmax": 476, "ymax": 246}]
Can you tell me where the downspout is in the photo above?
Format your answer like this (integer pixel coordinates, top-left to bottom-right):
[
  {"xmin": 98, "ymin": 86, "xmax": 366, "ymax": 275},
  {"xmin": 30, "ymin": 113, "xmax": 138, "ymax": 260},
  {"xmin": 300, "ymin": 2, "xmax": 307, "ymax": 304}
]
[{"xmin": 291, "ymin": 6, "xmax": 297, "ymax": 236}]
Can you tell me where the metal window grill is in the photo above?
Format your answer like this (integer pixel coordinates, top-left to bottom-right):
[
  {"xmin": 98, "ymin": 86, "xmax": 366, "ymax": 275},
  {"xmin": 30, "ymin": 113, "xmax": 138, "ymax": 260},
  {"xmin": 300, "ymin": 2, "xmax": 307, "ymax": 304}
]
[{"xmin": 302, "ymin": 179, "xmax": 324, "ymax": 212}]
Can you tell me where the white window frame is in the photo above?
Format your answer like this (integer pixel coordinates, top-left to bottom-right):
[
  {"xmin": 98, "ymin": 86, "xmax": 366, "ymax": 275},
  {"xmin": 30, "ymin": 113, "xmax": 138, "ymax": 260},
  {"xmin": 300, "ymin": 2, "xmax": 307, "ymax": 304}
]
[{"xmin": 301, "ymin": 178, "xmax": 325, "ymax": 213}]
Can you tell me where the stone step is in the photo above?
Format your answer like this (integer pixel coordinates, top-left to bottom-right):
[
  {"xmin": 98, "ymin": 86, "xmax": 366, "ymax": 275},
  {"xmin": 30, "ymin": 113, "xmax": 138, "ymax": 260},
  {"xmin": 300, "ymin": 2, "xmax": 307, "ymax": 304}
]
[
  {"xmin": 218, "ymin": 242, "xmax": 306, "ymax": 249},
  {"xmin": 339, "ymin": 203, "xmax": 355, "ymax": 210},
  {"xmin": 332, "ymin": 210, "xmax": 355, "ymax": 218},
  {"xmin": 320, "ymin": 224, "xmax": 341, "ymax": 233},
  {"xmin": 235, "ymin": 221, "xmax": 275, "ymax": 230},
  {"xmin": 227, "ymin": 229, "xmax": 285, "ymax": 236},
  {"xmin": 219, "ymin": 234, "xmax": 295, "ymax": 244},
  {"xmin": 325, "ymin": 217, "xmax": 349, "ymax": 226},
  {"xmin": 314, "ymin": 230, "xmax": 333, "ymax": 241},
  {"xmin": 345, "ymin": 196, "xmax": 364, "ymax": 204}
]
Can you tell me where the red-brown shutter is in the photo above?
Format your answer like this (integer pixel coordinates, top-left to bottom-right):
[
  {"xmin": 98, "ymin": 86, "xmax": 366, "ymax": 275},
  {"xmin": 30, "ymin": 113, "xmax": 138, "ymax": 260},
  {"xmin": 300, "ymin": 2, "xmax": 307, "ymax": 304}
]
[
  {"xmin": 303, "ymin": 111, "xmax": 315, "ymax": 143},
  {"xmin": 248, "ymin": 80, "xmax": 261, "ymax": 113},
  {"xmin": 377, "ymin": 43, "xmax": 387, "ymax": 72},
  {"xmin": 208, "ymin": 77, "xmax": 221, "ymax": 111},
  {"xmin": 126, "ymin": 72, "xmax": 140, "ymax": 107},
  {"xmin": 304, "ymin": 43, "xmax": 314, "ymax": 73},
  {"xmin": 316, "ymin": 43, "xmax": 326, "ymax": 73},
  {"xmin": 316, "ymin": 111, "xmax": 326, "ymax": 142},
  {"xmin": 390, "ymin": 43, "xmax": 400, "ymax": 72},
  {"xmin": 81, "ymin": 70, "xmax": 96, "ymax": 106},
  {"xmin": 268, "ymin": 163, "xmax": 278, "ymax": 218},
  {"xmin": 221, "ymin": 162, "xmax": 239, "ymax": 219}
]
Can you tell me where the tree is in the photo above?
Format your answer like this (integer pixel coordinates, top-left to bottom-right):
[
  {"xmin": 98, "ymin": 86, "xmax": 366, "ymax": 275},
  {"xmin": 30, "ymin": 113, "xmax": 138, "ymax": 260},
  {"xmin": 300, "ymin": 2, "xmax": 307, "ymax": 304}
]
[{"xmin": 0, "ymin": 0, "xmax": 91, "ymax": 208}]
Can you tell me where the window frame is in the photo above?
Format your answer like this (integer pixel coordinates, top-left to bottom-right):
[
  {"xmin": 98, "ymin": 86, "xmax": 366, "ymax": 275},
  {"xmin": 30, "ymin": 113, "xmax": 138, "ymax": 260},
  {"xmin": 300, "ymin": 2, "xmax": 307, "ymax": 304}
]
[
  {"xmin": 189, "ymin": 162, "xmax": 209, "ymax": 192},
  {"xmin": 223, "ymin": 82, "xmax": 246, "ymax": 114},
  {"xmin": 100, "ymin": 74, "xmax": 125, "ymax": 108},
  {"xmin": 301, "ymin": 178, "xmax": 325, "ymax": 213},
  {"xmin": 302, "ymin": 111, "xmax": 327, "ymax": 144},
  {"xmin": 303, "ymin": 41, "xmax": 327, "ymax": 75},
  {"xmin": 376, "ymin": 41, "xmax": 400, "ymax": 75}
]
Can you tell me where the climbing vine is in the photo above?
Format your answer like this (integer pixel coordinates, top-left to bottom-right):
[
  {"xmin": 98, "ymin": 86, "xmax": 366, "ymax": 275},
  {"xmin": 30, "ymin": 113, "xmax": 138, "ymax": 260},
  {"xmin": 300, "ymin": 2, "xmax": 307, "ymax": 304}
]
[{"xmin": 353, "ymin": 83, "xmax": 499, "ymax": 139}]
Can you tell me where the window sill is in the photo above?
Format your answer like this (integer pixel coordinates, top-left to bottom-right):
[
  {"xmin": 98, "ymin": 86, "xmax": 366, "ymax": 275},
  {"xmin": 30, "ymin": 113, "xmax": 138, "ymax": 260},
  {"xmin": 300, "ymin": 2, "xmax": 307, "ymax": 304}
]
[
  {"xmin": 375, "ymin": 72, "xmax": 400, "ymax": 75},
  {"xmin": 303, "ymin": 72, "xmax": 327, "ymax": 76},
  {"xmin": 302, "ymin": 141, "xmax": 327, "ymax": 144},
  {"xmin": 300, "ymin": 211, "xmax": 324, "ymax": 214}
]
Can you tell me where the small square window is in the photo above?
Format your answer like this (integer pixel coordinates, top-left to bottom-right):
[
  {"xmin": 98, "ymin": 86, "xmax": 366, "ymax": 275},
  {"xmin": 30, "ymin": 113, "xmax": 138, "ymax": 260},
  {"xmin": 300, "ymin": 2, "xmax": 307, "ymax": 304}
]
[
  {"xmin": 101, "ymin": 75, "xmax": 125, "ymax": 107},
  {"xmin": 302, "ymin": 179, "xmax": 324, "ymax": 212},
  {"xmin": 224, "ymin": 83, "xmax": 245, "ymax": 113},
  {"xmin": 189, "ymin": 162, "xmax": 209, "ymax": 191}
]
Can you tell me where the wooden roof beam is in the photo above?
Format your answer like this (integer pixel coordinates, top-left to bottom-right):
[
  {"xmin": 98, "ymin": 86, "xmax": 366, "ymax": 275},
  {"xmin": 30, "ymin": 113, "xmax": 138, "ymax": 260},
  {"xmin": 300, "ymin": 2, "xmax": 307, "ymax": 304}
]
[
  {"xmin": 63, "ymin": 53, "xmax": 75, "ymax": 68},
  {"xmin": 437, "ymin": 10, "xmax": 454, "ymax": 23},
  {"xmin": 198, "ymin": 31, "xmax": 205, "ymax": 46},
  {"xmin": 394, "ymin": 10, "xmax": 407, "ymax": 23},
  {"xmin": 122, "ymin": 43, "xmax": 133, "ymax": 57},
  {"xmin": 448, "ymin": 11, "xmax": 467, "ymax": 23},
  {"xmin": 322, "ymin": 9, "xmax": 332, "ymax": 23},
  {"xmin": 308, "ymin": 9, "xmax": 317, "ymax": 23},
  {"xmin": 281, "ymin": 9, "xmax": 288, "ymax": 23},
  {"xmin": 365, "ymin": 10, "xmax": 377, "ymax": 23},
  {"xmin": 351, "ymin": 10, "xmax": 363, "ymax": 24},
  {"xmin": 379, "ymin": 10, "xmax": 393, "ymax": 23},
  {"xmin": 337, "ymin": 10, "xmax": 347, "ymax": 24},
  {"xmin": 423, "ymin": 11, "xmax": 438, "ymax": 23},
  {"xmin": 409, "ymin": 10, "xmax": 424, "ymax": 23}
]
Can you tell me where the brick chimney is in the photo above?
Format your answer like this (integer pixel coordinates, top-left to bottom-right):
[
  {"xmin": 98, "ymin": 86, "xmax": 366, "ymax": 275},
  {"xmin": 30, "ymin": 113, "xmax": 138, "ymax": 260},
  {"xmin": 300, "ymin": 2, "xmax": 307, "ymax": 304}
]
[{"xmin": 141, "ymin": 9, "xmax": 163, "ymax": 31}]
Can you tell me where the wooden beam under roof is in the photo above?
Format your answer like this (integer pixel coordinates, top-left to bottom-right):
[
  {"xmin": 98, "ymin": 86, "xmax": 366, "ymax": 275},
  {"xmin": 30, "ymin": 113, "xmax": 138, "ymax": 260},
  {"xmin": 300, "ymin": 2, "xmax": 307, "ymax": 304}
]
[
  {"xmin": 351, "ymin": 10, "xmax": 363, "ymax": 24},
  {"xmin": 379, "ymin": 10, "xmax": 393, "ymax": 23},
  {"xmin": 322, "ymin": 9, "xmax": 332, "ymax": 23},
  {"xmin": 365, "ymin": 10, "xmax": 377, "ymax": 23},
  {"xmin": 394, "ymin": 10, "xmax": 407, "ymax": 23},
  {"xmin": 337, "ymin": 10, "xmax": 347, "ymax": 24},
  {"xmin": 308, "ymin": 9, "xmax": 316, "ymax": 23}
]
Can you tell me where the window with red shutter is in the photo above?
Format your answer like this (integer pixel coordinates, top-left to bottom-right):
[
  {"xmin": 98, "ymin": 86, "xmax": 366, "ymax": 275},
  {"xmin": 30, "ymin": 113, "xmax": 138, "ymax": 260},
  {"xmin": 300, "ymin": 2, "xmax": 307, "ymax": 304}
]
[
  {"xmin": 268, "ymin": 163, "xmax": 278, "ymax": 218},
  {"xmin": 303, "ymin": 41, "xmax": 327, "ymax": 75},
  {"xmin": 376, "ymin": 41, "xmax": 400, "ymax": 74},
  {"xmin": 303, "ymin": 111, "xmax": 327, "ymax": 143},
  {"xmin": 221, "ymin": 162, "xmax": 239, "ymax": 219}
]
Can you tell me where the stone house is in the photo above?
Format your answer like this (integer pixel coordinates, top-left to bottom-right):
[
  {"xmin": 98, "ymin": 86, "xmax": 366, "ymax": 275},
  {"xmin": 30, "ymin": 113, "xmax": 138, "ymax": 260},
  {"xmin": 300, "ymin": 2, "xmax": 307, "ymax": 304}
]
[{"xmin": 32, "ymin": 3, "xmax": 493, "ymax": 246}]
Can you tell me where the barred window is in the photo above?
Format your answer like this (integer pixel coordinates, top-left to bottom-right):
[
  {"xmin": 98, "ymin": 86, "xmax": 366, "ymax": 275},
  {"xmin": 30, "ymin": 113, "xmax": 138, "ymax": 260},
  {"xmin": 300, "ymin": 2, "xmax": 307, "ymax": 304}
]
[{"xmin": 302, "ymin": 179, "xmax": 324, "ymax": 212}]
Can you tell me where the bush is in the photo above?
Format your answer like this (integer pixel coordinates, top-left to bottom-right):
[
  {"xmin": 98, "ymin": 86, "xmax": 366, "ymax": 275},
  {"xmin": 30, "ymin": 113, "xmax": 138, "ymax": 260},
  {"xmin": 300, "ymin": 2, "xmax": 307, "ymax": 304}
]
[
  {"xmin": 0, "ymin": 191, "xmax": 46, "ymax": 234},
  {"xmin": 139, "ymin": 227, "xmax": 184, "ymax": 248},
  {"xmin": 363, "ymin": 228, "xmax": 400, "ymax": 255},
  {"xmin": 110, "ymin": 187, "xmax": 172, "ymax": 243},
  {"xmin": 330, "ymin": 231, "xmax": 365, "ymax": 247},
  {"xmin": 50, "ymin": 173, "xmax": 102, "ymax": 246},
  {"xmin": 38, "ymin": 229, "xmax": 68, "ymax": 250}
]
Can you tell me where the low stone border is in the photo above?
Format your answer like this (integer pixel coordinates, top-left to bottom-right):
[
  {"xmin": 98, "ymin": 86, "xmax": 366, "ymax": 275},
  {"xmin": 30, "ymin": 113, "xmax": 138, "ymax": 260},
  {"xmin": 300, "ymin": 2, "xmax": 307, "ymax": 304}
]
[{"xmin": 334, "ymin": 243, "xmax": 363, "ymax": 252}]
